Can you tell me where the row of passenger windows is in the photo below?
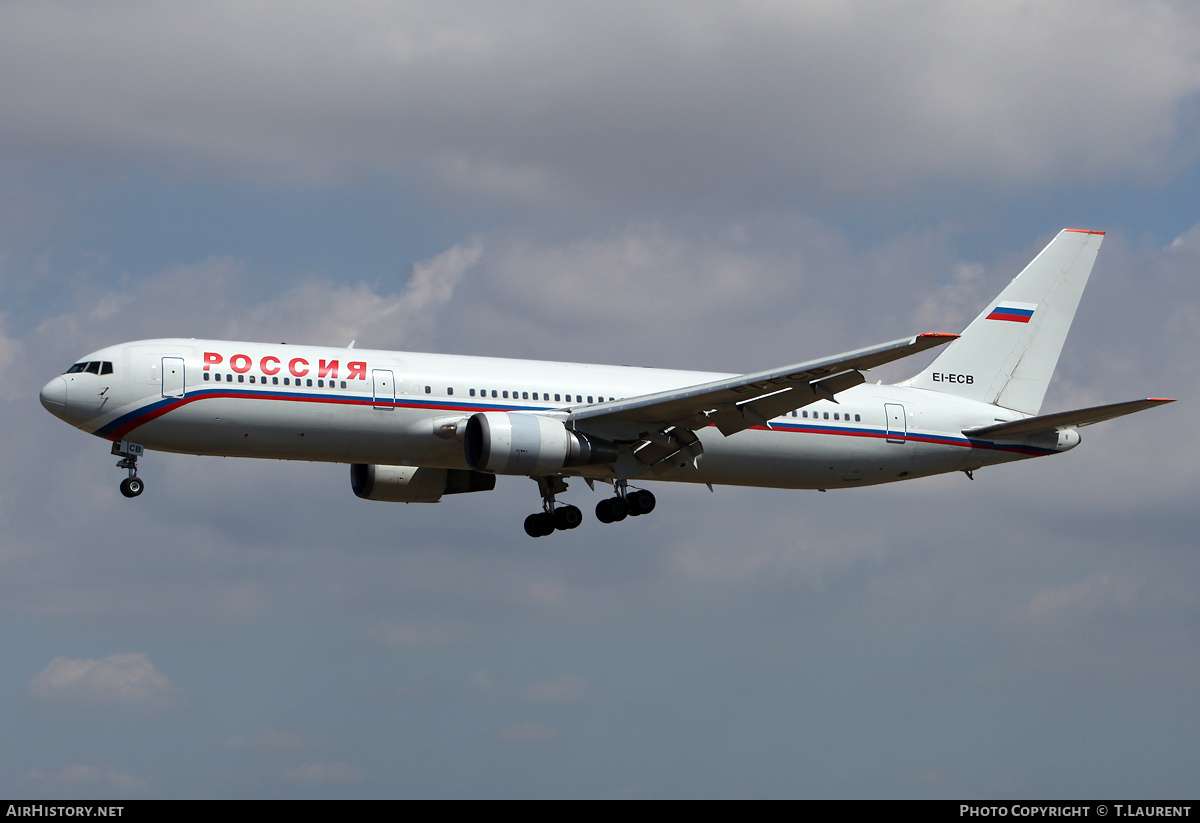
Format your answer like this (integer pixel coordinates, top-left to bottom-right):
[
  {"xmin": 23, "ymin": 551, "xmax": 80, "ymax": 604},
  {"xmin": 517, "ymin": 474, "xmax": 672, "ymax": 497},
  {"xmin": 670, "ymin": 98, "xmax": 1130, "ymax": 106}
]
[
  {"xmin": 65, "ymin": 361, "xmax": 114, "ymax": 375},
  {"xmin": 199, "ymin": 372, "xmax": 863, "ymax": 421},
  {"xmin": 787, "ymin": 410, "xmax": 862, "ymax": 422},
  {"xmin": 203, "ymin": 372, "xmax": 348, "ymax": 389},
  {"xmin": 423, "ymin": 385, "xmax": 611, "ymax": 404},
  {"xmin": 418, "ymin": 383, "xmax": 860, "ymax": 421}
]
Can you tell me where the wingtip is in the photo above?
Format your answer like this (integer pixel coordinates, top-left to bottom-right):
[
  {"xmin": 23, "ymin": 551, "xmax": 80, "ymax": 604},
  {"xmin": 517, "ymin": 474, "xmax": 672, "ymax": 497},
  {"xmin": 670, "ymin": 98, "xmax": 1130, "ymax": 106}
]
[{"xmin": 1147, "ymin": 397, "xmax": 1176, "ymax": 403}]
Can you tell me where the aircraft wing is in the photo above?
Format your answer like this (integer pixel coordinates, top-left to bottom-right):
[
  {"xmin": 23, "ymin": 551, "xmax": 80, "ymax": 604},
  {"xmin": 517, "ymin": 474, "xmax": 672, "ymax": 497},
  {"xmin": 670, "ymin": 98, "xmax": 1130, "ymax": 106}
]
[
  {"xmin": 569, "ymin": 332, "xmax": 957, "ymax": 439},
  {"xmin": 962, "ymin": 398, "xmax": 1175, "ymax": 439}
]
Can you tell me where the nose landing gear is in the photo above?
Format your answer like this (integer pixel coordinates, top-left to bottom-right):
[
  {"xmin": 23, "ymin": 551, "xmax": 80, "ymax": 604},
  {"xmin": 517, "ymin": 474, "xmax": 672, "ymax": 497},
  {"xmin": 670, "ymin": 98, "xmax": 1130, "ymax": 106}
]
[{"xmin": 112, "ymin": 440, "xmax": 145, "ymax": 498}]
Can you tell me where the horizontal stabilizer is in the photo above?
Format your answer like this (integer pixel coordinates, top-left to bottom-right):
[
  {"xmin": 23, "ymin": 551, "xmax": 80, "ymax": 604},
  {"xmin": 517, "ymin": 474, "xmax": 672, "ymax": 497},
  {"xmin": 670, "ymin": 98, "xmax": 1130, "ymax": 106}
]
[{"xmin": 963, "ymin": 398, "xmax": 1174, "ymax": 439}]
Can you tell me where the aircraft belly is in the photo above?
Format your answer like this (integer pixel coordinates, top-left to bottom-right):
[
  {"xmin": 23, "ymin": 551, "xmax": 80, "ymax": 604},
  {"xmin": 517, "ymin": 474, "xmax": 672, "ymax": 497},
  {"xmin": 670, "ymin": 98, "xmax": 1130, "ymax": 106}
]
[
  {"xmin": 126, "ymin": 396, "xmax": 467, "ymax": 467},
  {"xmin": 675, "ymin": 426, "xmax": 975, "ymax": 490}
]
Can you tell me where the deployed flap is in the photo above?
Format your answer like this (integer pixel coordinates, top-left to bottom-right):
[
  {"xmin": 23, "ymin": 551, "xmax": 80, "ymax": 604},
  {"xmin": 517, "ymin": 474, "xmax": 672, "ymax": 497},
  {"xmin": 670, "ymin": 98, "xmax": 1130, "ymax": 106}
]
[
  {"xmin": 963, "ymin": 398, "xmax": 1174, "ymax": 438},
  {"xmin": 569, "ymin": 332, "xmax": 956, "ymax": 436}
]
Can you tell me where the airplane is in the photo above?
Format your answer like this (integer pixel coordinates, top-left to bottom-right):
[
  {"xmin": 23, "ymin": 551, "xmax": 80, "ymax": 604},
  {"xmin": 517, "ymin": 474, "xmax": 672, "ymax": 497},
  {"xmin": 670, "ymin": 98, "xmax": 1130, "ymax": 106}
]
[{"xmin": 40, "ymin": 228, "xmax": 1172, "ymax": 537}]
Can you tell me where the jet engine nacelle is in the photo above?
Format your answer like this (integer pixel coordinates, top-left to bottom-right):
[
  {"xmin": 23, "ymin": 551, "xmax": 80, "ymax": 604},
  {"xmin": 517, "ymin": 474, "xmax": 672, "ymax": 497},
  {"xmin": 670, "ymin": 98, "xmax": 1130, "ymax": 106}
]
[
  {"xmin": 464, "ymin": 412, "xmax": 619, "ymax": 475},
  {"xmin": 351, "ymin": 464, "xmax": 496, "ymax": 503}
]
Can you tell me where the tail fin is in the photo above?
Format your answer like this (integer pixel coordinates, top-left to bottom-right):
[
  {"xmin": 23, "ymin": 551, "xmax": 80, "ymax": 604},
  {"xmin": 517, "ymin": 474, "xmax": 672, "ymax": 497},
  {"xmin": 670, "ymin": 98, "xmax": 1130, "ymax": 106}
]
[{"xmin": 904, "ymin": 229, "xmax": 1104, "ymax": 415}]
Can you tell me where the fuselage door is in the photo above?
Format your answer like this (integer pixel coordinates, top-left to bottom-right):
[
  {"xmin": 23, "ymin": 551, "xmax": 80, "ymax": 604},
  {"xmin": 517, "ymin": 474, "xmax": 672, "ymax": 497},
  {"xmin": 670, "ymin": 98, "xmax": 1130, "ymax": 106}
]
[
  {"xmin": 162, "ymin": 357, "xmax": 185, "ymax": 398},
  {"xmin": 372, "ymin": 369, "xmax": 396, "ymax": 410},
  {"xmin": 884, "ymin": 403, "xmax": 906, "ymax": 444}
]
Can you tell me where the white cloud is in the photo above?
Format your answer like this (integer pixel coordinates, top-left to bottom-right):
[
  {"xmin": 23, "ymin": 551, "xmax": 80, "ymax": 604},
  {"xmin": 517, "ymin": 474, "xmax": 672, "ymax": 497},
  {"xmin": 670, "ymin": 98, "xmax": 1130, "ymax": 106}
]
[
  {"xmin": 461, "ymin": 670, "xmax": 501, "ymax": 693},
  {"xmin": 27, "ymin": 653, "xmax": 186, "ymax": 713},
  {"xmin": 0, "ymin": 313, "xmax": 25, "ymax": 401},
  {"xmin": 520, "ymin": 674, "xmax": 594, "ymax": 704},
  {"xmin": 223, "ymin": 729, "xmax": 329, "ymax": 751},
  {"xmin": 495, "ymin": 722, "xmax": 560, "ymax": 743},
  {"xmin": 1025, "ymin": 571, "xmax": 1145, "ymax": 621},
  {"xmin": 365, "ymin": 619, "xmax": 478, "ymax": 653},
  {"xmin": 280, "ymin": 762, "xmax": 365, "ymax": 787},
  {"xmin": 27, "ymin": 238, "xmax": 479, "ymax": 368},
  {"xmin": 26, "ymin": 763, "xmax": 151, "ymax": 797},
  {"xmin": 1, "ymin": 3, "xmax": 1197, "ymax": 206}
]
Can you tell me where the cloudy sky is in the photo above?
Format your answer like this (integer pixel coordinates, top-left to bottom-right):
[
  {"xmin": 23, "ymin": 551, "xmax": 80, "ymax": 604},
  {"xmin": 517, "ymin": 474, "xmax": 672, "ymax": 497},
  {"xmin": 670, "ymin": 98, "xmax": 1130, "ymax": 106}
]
[{"xmin": 3, "ymin": 1, "xmax": 1198, "ymax": 799}]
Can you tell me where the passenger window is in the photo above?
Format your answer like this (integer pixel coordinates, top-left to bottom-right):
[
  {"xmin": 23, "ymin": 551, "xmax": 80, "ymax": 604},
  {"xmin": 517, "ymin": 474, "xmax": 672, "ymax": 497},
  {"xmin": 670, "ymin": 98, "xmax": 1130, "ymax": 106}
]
[
  {"xmin": 318, "ymin": 379, "xmax": 324, "ymax": 387},
  {"xmin": 448, "ymin": 387, "xmax": 454, "ymax": 395},
  {"xmin": 555, "ymin": 394, "xmax": 561, "ymax": 402},
  {"xmin": 425, "ymin": 386, "xmax": 431, "ymax": 394},
  {"xmin": 522, "ymin": 392, "xmax": 528, "ymax": 400},
  {"xmin": 204, "ymin": 373, "xmax": 211, "ymax": 381},
  {"xmin": 339, "ymin": 381, "xmax": 345, "ymax": 388},
  {"xmin": 491, "ymin": 390, "xmax": 497, "ymax": 398},
  {"xmin": 854, "ymin": 414, "xmax": 860, "ymax": 422},
  {"xmin": 306, "ymin": 379, "xmax": 313, "ymax": 387},
  {"xmin": 238, "ymin": 374, "xmax": 245, "ymax": 383},
  {"xmin": 283, "ymin": 378, "xmax": 290, "ymax": 385},
  {"xmin": 834, "ymin": 413, "xmax": 839, "ymax": 420},
  {"xmin": 250, "ymin": 375, "xmax": 256, "ymax": 384},
  {"xmin": 470, "ymin": 389, "xmax": 476, "ymax": 397},
  {"xmin": 823, "ymin": 412, "xmax": 829, "ymax": 419}
]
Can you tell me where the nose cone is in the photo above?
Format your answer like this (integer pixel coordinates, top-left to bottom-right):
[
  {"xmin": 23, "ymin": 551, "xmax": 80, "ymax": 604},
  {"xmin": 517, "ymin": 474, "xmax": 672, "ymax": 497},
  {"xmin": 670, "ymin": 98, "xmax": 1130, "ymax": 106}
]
[{"xmin": 40, "ymin": 376, "xmax": 67, "ymax": 413}]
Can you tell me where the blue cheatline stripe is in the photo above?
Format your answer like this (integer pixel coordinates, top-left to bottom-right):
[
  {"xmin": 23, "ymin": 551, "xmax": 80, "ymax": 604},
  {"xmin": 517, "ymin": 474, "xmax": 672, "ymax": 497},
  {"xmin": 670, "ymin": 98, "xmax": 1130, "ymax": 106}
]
[{"xmin": 94, "ymin": 388, "xmax": 1057, "ymax": 458}]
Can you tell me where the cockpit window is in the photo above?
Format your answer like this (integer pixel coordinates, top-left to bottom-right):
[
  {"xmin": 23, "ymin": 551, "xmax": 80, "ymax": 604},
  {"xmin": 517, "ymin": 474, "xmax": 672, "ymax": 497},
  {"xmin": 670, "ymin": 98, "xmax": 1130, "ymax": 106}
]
[{"xmin": 63, "ymin": 361, "xmax": 114, "ymax": 375}]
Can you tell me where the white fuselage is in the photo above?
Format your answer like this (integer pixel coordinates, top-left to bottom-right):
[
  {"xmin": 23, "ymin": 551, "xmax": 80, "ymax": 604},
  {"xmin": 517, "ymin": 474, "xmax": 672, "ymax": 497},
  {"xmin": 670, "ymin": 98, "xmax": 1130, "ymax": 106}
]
[{"xmin": 40, "ymin": 338, "xmax": 1063, "ymax": 492}]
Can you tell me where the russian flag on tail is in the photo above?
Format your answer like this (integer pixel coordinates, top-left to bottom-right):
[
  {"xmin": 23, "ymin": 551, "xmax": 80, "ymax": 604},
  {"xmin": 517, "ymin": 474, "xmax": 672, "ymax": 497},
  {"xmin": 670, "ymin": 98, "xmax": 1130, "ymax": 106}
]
[{"xmin": 986, "ymin": 302, "xmax": 1037, "ymax": 323}]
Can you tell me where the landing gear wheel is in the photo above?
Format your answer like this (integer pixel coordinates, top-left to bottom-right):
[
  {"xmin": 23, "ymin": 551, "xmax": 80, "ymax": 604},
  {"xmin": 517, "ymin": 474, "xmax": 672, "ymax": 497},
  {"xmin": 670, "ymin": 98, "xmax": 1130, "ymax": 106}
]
[
  {"xmin": 595, "ymin": 497, "xmax": 628, "ymax": 523},
  {"xmin": 524, "ymin": 512, "xmax": 555, "ymax": 538},
  {"xmin": 627, "ymin": 489, "xmax": 655, "ymax": 516},
  {"xmin": 595, "ymin": 499, "xmax": 614, "ymax": 523},
  {"xmin": 119, "ymin": 476, "xmax": 144, "ymax": 498},
  {"xmin": 554, "ymin": 505, "xmax": 583, "ymax": 531}
]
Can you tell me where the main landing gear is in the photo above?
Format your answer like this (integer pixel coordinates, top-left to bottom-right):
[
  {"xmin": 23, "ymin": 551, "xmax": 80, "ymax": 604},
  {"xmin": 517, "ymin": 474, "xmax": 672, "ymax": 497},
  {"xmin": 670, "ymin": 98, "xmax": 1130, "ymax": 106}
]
[
  {"xmin": 524, "ymin": 476, "xmax": 583, "ymax": 538},
  {"xmin": 112, "ymin": 440, "xmax": 145, "ymax": 498},
  {"xmin": 595, "ymin": 483, "xmax": 655, "ymax": 523},
  {"xmin": 524, "ymin": 477, "xmax": 656, "ymax": 537}
]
